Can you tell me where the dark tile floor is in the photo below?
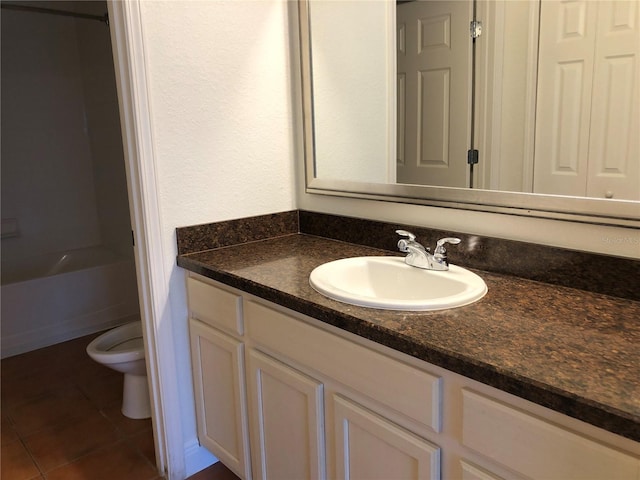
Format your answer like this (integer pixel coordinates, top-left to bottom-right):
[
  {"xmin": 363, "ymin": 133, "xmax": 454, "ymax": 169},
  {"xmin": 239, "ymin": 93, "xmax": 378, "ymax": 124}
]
[
  {"xmin": 1, "ymin": 332, "xmax": 239, "ymax": 480},
  {"xmin": 187, "ymin": 462, "xmax": 240, "ymax": 480}
]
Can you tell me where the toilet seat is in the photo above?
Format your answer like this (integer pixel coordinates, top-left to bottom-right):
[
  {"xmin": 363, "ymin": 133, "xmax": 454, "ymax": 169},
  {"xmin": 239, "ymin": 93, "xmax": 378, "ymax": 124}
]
[
  {"xmin": 108, "ymin": 336, "xmax": 143, "ymax": 352},
  {"xmin": 87, "ymin": 322, "xmax": 144, "ymax": 365}
]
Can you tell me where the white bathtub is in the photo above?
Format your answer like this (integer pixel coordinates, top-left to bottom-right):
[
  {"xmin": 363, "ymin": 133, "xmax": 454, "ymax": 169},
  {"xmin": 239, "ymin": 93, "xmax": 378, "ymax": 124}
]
[{"xmin": 1, "ymin": 247, "xmax": 140, "ymax": 358}]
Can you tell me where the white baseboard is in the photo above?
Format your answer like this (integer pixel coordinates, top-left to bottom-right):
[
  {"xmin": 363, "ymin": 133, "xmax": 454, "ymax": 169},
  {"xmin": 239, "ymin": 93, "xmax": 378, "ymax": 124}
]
[{"xmin": 183, "ymin": 440, "xmax": 217, "ymax": 479}]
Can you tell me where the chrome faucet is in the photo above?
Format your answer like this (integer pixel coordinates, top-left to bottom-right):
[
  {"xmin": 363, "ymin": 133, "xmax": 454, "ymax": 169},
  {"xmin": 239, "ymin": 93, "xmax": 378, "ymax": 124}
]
[{"xmin": 396, "ymin": 230, "xmax": 461, "ymax": 271}]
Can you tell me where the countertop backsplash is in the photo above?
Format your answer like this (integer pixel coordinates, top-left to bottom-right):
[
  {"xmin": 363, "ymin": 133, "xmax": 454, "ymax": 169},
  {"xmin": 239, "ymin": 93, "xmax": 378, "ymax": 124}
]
[{"xmin": 177, "ymin": 210, "xmax": 640, "ymax": 301}]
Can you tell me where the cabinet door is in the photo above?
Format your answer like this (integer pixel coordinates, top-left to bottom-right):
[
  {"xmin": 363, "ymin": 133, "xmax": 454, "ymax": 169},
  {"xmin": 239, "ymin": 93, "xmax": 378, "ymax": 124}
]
[
  {"xmin": 333, "ymin": 394, "xmax": 440, "ymax": 480},
  {"xmin": 460, "ymin": 461, "xmax": 505, "ymax": 480},
  {"xmin": 189, "ymin": 319, "xmax": 251, "ymax": 479},
  {"xmin": 247, "ymin": 348, "xmax": 325, "ymax": 480}
]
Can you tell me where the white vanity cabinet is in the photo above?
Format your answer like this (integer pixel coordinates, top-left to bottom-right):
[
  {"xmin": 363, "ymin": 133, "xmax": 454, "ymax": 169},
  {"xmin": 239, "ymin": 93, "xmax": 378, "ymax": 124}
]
[
  {"xmin": 185, "ymin": 273, "xmax": 640, "ymax": 480},
  {"xmin": 244, "ymin": 297, "xmax": 441, "ymax": 480},
  {"xmin": 187, "ymin": 276, "xmax": 252, "ymax": 480}
]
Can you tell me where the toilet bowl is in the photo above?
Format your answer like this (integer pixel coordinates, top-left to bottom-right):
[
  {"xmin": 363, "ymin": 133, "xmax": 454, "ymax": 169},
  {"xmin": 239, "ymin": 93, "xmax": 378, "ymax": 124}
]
[{"xmin": 86, "ymin": 321, "xmax": 150, "ymax": 419}]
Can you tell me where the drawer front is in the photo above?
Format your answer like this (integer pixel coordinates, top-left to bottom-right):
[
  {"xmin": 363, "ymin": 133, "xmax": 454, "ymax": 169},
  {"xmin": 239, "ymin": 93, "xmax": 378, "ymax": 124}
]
[
  {"xmin": 245, "ymin": 299, "xmax": 442, "ymax": 432},
  {"xmin": 462, "ymin": 389, "xmax": 640, "ymax": 479},
  {"xmin": 187, "ymin": 276, "xmax": 243, "ymax": 335}
]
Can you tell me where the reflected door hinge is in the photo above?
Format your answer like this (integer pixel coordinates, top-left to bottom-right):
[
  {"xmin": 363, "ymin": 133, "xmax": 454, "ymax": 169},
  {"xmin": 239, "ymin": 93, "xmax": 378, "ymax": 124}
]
[
  {"xmin": 470, "ymin": 20, "xmax": 482, "ymax": 39},
  {"xmin": 467, "ymin": 149, "xmax": 479, "ymax": 165}
]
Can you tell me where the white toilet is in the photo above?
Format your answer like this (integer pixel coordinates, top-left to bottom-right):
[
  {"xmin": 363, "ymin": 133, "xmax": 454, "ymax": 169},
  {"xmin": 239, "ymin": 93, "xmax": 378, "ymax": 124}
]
[{"xmin": 86, "ymin": 321, "xmax": 150, "ymax": 419}]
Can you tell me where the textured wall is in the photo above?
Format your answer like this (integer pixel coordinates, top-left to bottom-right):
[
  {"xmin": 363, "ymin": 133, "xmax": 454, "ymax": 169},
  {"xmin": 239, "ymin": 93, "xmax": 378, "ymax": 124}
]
[
  {"xmin": 136, "ymin": 0, "xmax": 296, "ymax": 473},
  {"xmin": 1, "ymin": 8, "xmax": 102, "ymax": 260},
  {"xmin": 141, "ymin": 0, "xmax": 296, "ymax": 227},
  {"xmin": 1, "ymin": 1, "xmax": 132, "ymax": 262}
]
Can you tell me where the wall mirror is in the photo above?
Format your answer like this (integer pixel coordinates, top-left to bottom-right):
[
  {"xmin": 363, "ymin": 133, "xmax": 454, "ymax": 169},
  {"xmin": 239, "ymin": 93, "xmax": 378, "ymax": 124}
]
[{"xmin": 299, "ymin": 0, "xmax": 639, "ymax": 227}]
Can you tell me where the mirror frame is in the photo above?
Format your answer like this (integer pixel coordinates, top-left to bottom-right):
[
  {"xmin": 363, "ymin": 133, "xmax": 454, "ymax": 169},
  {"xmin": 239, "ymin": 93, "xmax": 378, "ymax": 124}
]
[{"xmin": 298, "ymin": 0, "xmax": 640, "ymax": 228}]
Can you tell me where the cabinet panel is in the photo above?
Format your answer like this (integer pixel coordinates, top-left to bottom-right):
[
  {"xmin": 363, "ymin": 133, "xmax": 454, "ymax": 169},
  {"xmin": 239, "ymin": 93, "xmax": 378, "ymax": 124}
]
[
  {"xmin": 189, "ymin": 319, "xmax": 251, "ymax": 479},
  {"xmin": 247, "ymin": 348, "xmax": 326, "ymax": 480},
  {"xmin": 460, "ymin": 460, "xmax": 504, "ymax": 480},
  {"xmin": 245, "ymin": 299, "xmax": 441, "ymax": 432},
  {"xmin": 187, "ymin": 276, "xmax": 243, "ymax": 335},
  {"xmin": 462, "ymin": 389, "xmax": 640, "ymax": 479},
  {"xmin": 333, "ymin": 394, "xmax": 440, "ymax": 480}
]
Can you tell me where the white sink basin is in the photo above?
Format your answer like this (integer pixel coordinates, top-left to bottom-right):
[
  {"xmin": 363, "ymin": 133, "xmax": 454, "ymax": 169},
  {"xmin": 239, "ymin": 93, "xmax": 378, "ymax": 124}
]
[{"xmin": 309, "ymin": 256, "xmax": 487, "ymax": 311}]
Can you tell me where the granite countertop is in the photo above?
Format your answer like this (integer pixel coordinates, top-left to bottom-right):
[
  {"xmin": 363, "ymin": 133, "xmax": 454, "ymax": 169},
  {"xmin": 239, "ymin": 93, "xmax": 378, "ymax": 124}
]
[{"xmin": 177, "ymin": 233, "xmax": 640, "ymax": 442}]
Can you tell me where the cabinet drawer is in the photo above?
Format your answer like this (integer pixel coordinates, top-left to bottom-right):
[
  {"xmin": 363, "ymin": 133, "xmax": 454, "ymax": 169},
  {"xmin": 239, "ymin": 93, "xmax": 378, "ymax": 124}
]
[
  {"xmin": 245, "ymin": 299, "xmax": 442, "ymax": 432},
  {"xmin": 187, "ymin": 276, "xmax": 243, "ymax": 335},
  {"xmin": 462, "ymin": 389, "xmax": 640, "ymax": 479}
]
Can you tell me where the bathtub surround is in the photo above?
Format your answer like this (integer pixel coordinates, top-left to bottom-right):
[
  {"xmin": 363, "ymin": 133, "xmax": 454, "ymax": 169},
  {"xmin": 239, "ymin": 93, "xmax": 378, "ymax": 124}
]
[
  {"xmin": 176, "ymin": 210, "xmax": 640, "ymax": 443},
  {"xmin": 1, "ymin": 248, "xmax": 139, "ymax": 358}
]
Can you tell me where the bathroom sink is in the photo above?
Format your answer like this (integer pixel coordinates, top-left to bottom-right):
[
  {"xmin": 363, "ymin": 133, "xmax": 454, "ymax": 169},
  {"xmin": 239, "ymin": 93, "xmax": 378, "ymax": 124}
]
[{"xmin": 309, "ymin": 256, "xmax": 487, "ymax": 311}]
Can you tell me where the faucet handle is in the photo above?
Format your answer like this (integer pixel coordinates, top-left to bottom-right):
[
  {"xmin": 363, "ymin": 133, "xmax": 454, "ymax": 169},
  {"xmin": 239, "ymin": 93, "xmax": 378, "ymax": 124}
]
[
  {"xmin": 434, "ymin": 237, "xmax": 461, "ymax": 255},
  {"xmin": 395, "ymin": 230, "xmax": 416, "ymax": 241},
  {"xmin": 436, "ymin": 237, "xmax": 461, "ymax": 247},
  {"xmin": 396, "ymin": 230, "xmax": 427, "ymax": 254}
]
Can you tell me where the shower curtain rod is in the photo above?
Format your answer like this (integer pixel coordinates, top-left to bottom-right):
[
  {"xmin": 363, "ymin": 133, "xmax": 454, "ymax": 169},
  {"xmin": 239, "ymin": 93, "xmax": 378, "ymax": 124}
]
[{"xmin": 1, "ymin": 3, "xmax": 109, "ymax": 25}]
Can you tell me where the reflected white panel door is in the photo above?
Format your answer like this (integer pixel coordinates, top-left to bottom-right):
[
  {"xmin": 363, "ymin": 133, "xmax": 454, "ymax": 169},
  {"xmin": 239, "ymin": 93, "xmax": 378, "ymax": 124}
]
[
  {"xmin": 534, "ymin": 0, "xmax": 596, "ymax": 196},
  {"xmin": 397, "ymin": 0, "xmax": 472, "ymax": 188},
  {"xmin": 247, "ymin": 349, "xmax": 325, "ymax": 480},
  {"xmin": 586, "ymin": 0, "xmax": 639, "ymax": 200},
  {"xmin": 333, "ymin": 394, "xmax": 440, "ymax": 480},
  {"xmin": 534, "ymin": 0, "xmax": 639, "ymax": 200}
]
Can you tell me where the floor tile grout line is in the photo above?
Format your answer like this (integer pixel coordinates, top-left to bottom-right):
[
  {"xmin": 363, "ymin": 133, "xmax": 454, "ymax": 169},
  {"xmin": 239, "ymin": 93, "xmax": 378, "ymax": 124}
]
[
  {"xmin": 15, "ymin": 433, "xmax": 46, "ymax": 478},
  {"xmin": 43, "ymin": 438, "xmax": 134, "ymax": 476},
  {"xmin": 10, "ymin": 400, "xmax": 106, "ymax": 440},
  {"xmin": 12, "ymin": 396, "xmax": 117, "ymax": 476},
  {"xmin": 120, "ymin": 432, "xmax": 160, "ymax": 473}
]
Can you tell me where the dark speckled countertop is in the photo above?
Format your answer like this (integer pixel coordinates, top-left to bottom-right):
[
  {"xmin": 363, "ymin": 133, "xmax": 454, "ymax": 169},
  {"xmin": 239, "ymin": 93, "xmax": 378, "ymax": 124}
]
[{"xmin": 176, "ymin": 211, "xmax": 640, "ymax": 443}]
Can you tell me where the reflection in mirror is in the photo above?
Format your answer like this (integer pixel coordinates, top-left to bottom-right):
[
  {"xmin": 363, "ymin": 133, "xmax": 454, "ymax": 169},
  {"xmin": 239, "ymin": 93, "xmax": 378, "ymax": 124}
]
[
  {"xmin": 396, "ymin": 0, "xmax": 473, "ymax": 189},
  {"xmin": 301, "ymin": 0, "xmax": 639, "ymax": 223},
  {"xmin": 309, "ymin": 0, "xmax": 394, "ymax": 184}
]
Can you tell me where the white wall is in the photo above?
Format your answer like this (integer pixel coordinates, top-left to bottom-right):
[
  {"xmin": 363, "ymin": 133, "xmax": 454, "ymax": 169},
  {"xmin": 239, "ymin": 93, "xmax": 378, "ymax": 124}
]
[
  {"xmin": 310, "ymin": 0, "xmax": 393, "ymax": 183},
  {"xmin": 477, "ymin": 0, "xmax": 537, "ymax": 192},
  {"xmin": 1, "ymin": 1, "xmax": 132, "ymax": 262},
  {"xmin": 134, "ymin": 0, "xmax": 295, "ymax": 475},
  {"xmin": 1, "ymin": 7, "xmax": 102, "ymax": 260}
]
